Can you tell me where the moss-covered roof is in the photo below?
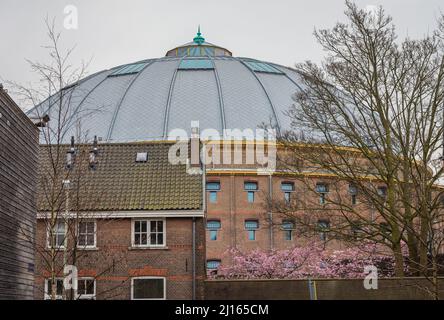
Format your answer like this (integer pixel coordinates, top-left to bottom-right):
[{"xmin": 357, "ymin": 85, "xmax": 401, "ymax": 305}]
[{"xmin": 37, "ymin": 142, "xmax": 202, "ymax": 212}]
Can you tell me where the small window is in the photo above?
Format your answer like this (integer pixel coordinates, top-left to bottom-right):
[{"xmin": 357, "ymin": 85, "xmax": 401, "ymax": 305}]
[
  {"xmin": 317, "ymin": 220, "xmax": 330, "ymax": 241},
  {"xmin": 47, "ymin": 221, "xmax": 66, "ymax": 249},
  {"xmin": 247, "ymin": 191, "xmax": 255, "ymax": 203},
  {"xmin": 316, "ymin": 183, "xmax": 329, "ymax": 205},
  {"xmin": 282, "ymin": 182, "xmax": 295, "ymax": 203},
  {"xmin": 77, "ymin": 279, "xmax": 96, "ymax": 300},
  {"xmin": 245, "ymin": 220, "xmax": 259, "ymax": 241},
  {"xmin": 244, "ymin": 182, "xmax": 258, "ymax": 191},
  {"xmin": 45, "ymin": 279, "xmax": 64, "ymax": 300},
  {"xmin": 244, "ymin": 61, "xmax": 284, "ymax": 74},
  {"xmin": 206, "ymin": 182, "xmax": 221, "ymax": 191},
  {"xmin": 209, "ymin": 192, "xmax": 218, "ymax": 203},
  {"xmin": 349, "ymin": 184, "xmax": 358, "ymax": 205},
  {"xmin": 281, "ymin": 182, "xmax": 295, "ymax": 192},
  {"xmin": 377, "ymin": 186, "xmax": 387, "ymax": 198},
  {"xmin": 316, "ymin": 183, "xmax": 329, "ymax": 194},
  {"xmin": 351, "ymin": 221, "xmax": 364, "ymax": 238},
  {"xmin": 110, "ymin": 62, "xmax": 148, "ymax": 77},
  {"xmin": 133, "ymin": 220, "xmax": 165, "ymax": 247},
  {"xmin": 207, "ymin": 182, "xmax": 221, "ymax": 204},
  {"xmin": 245, "ymin": 182, "xmax": 258, "ymax": 203},
  {"xmin": 77, "ymin": 221, "xmax": 96, "ymax": 248},
  {"xmin": 136, "ymin": 152, "xmax": 148, "ymax": 163},
  {"xmin": 131, "ymin": 277, "xmax": 166, "ymax": 300},
  {"xmin": 207, "ymin": 221, "xmax": 221, "ymax": 241},
  {"xmin": 207, "ymin": 260, "xmax": 221, "ymax": 270},
  {"xmin": 178, "ymin": 59, "xmax": 214, "ymax": 70},
  {"xmin": 282, "ymin": 220, "xmax": 295, "ymax": 241}
]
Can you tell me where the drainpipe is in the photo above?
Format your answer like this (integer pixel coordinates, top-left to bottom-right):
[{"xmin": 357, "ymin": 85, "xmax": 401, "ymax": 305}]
[
  {"xmin": 192, "ymin": 217, "xmax": 196, "ymax": 300},
  {"xmin": 192, "ymin": 136, "xmax": 206, "ymax": 300},
  {"xmin": 268, "ymin": 174, "xmax": 274, "ymax": 251}
]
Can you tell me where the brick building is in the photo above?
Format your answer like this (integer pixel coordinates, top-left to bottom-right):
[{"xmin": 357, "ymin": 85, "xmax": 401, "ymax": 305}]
[
  {"xmin": 0, "ymin": 84, "xmax": 39, "ymax": 299},
  {"xmin": 26, "ymin": 29, "xmax": 383, "ymax": 297},
  {"xmin": 34, "ymin": 142, "xmax": 205, "ymax": 300}
]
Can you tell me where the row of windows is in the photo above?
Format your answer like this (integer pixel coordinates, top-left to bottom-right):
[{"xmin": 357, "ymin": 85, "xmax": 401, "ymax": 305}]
[
  {"xmin": 206, "ymin": 218, "xmax": 393, "ymax": 245},
  {"xmin": 47, "ymin": 219, "xmax": 166, "ymax": 250},
  {"xmin": 45, "ymin": 277, "xmax": 166, "ymax": 300},
  {"xmin": 206, "ymin": 219, "xmax": 302, "ymax": 242},
  {"xmin": 207, "ymin": 181, "xmax": 388, "ymax": 205}
]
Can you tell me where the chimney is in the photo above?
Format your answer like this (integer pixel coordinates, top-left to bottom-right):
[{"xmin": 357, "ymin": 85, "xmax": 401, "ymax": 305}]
[{"xmin": 190, "ymin": 121, "xmax": 201, "ymax": 168}]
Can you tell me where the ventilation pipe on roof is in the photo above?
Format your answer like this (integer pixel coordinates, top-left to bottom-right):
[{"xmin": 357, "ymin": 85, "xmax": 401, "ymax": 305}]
[
  {"xmin": 66, "ymin": 136, "xmax": 76, "ymax": 170},
  {"xmin": 191, "ymin": 123, "xmax": 201, "ymax": 168},
  {"xmin": 89, "ymin": 136, "xmax": 99, "ymax": 170}
]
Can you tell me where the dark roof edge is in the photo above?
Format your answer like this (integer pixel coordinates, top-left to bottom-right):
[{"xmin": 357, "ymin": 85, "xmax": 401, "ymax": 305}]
[{"xmin": 0, "ymin": 85, "xmax": 40, "ymax": 130}]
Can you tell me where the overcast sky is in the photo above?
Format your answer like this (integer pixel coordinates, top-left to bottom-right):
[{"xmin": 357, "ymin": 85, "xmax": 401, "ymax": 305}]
[{"xmin": 0, "ymin": 0, "xmax": 443, "ymax": 104}]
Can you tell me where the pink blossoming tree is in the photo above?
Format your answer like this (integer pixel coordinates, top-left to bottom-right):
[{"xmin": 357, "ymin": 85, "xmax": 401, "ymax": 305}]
[{"xmin": 215, "ymin": 241, "xmax": 405, "ymax": 279}]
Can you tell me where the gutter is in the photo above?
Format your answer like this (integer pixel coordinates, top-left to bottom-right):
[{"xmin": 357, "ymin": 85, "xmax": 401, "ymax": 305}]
[
  {"xmin": 192, "ymin": 141, "xmax": 207, "ymax": 300},
  {"xmin": 192, "ymin": 217, "xmax": 196, "ymax": 300},
  {"xmin": 269, "ymin": 174, "xmax": 274, "ymax": 251}
]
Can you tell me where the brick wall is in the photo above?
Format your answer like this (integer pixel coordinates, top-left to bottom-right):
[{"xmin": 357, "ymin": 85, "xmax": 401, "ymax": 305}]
[
  {"xmin": 205, "ymin": 278, "xmax": 444, "ymax": 300},
  {"xmin": 206, "ymin": 174, "xmax": 355, "ymax": 265}
]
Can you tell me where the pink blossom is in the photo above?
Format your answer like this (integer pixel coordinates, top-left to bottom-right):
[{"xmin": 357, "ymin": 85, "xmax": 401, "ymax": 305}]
[{"xmin": 216, "ymin": 241, "xmax": 401, "ymax": 279}]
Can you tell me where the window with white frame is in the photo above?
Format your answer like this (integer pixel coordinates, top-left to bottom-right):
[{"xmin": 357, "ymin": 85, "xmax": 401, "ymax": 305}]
[
  {"xmin": 45, "ymin": 278, "xmax": 64, "ymax": 300},
  {"xmin": 131, "ymin": 277, "xmax": 166, "ymax": 300},
  {"xmin": 133, "ymin": 220, "xmax": 165, "ymax": 247},
  {"xmin": 77, "ymin": 220, "xmax": 96, "ymax": 248},
  {"xmin": 47, "ymin": 220, "xmax": 66, "ymax": 249},
  {"xmin": 77, "ymin": 278, "xmax": 96, "ymax": 300}
]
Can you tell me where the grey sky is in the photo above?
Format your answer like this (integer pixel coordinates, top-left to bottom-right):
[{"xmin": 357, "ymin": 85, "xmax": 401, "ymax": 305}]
[{"xmin": 0, "ymin": 0, "xmax": 442, "ymax": 105}]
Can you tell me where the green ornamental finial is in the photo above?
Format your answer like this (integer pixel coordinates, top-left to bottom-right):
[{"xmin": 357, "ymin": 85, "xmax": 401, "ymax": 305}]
[{"xmin": 193, "ymin": 25, "xmax": 205, "ymax": 45}]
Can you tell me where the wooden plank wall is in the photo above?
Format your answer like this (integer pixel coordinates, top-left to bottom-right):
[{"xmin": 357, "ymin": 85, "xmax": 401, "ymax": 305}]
[{"xmin": 0, "ymin": 88, "xmax": 38, "ymax": 299}]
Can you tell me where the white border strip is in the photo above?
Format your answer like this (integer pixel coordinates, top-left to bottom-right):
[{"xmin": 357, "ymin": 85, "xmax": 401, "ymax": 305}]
[{"xmin": 37, "ymin": 210, "xmax": 204, "ymax": 220}]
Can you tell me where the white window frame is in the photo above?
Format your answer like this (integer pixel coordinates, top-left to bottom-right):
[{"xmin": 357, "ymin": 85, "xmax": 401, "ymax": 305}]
[
  {"xmin": 131, "ymin": 277, "xmax": 166, "ymax": 300},
  {"xmin": 44, "ymin": 278, "xmax": 64, "ymax": 300},
  {"xmin": 46, "ymin": 220, "xmax": 67, "ymax": 250},
  {"xmin": 76, "ymin": 278, "xmax": 96, "ymax": 300},
  {"xmin": 76, "ymin": 220, "xmax": 97, "ymax": 249},
  {"xmin": 131, "ymin": 219, "xmax": 167, "ymax": 248}
]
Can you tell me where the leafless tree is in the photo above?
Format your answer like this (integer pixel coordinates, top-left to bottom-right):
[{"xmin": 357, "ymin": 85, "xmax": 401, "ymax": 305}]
[
  {"xmin": 9, "ymin": 18, "xmax": 129, "ymax": 300},
  {"xmin": 270, "ymin": 1, "xmax": 444, "ymax": 299}
]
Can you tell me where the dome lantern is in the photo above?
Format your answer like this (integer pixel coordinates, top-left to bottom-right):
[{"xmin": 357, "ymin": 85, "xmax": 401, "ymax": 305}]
[
  {"xmin": 193, "ymin": 26, "xmax": 205, "ymax": 45},
  {"xmin": 165, "ymin": 29, "xmax": 233, "ymax": 57}
]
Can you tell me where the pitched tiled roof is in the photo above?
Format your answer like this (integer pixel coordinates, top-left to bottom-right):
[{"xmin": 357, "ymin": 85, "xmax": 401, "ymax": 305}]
[{"xmin": 37, "ymin": 142, "xmax": 202, "ymax": 212}]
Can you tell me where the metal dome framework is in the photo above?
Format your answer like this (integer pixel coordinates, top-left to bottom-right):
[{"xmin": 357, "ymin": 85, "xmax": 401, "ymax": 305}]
[{"xmin": 29, "ymin": 29, "xmax": 306, "ymax": 143}]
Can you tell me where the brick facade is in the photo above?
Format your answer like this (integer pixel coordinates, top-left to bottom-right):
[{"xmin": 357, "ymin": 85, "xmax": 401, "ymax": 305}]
[
  {"xmin": 34, "ymin": 217, "xmax": 205, "ymax": 300},
  {"xmin": 205, "ymin": 173, "xmax": 354, "ymax": 266}
]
